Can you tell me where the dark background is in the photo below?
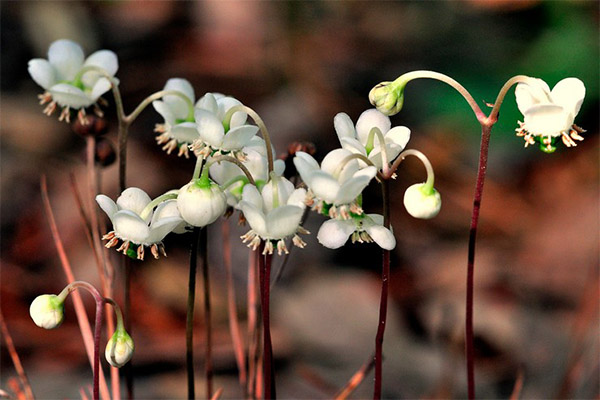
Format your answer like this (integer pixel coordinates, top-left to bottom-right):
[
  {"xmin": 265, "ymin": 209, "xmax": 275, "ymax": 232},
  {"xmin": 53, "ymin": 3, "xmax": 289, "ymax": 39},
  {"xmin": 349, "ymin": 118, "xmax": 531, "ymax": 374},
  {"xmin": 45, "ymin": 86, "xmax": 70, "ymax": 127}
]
[{"xmin": 1, "ymin": 1, "xmax": 598, "ymax": 398}]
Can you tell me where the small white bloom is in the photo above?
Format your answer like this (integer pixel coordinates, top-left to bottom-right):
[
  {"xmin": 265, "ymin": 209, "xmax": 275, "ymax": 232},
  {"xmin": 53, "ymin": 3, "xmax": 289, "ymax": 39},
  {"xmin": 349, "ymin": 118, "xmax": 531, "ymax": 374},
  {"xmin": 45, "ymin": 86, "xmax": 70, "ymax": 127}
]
[
  {"xmin": 30, "ymin": 294, "xmax": 64, "ymax": 329},
  {"xmin": 403, "ymin": 183, "xmax": 441, "ymax": 219},
  {"xmin": 515, "ymin": 77, "xmax": 586, "ymax": 153},
  {"xmin": 190, "ymin": 93, "xmax": 258, "ymax": 159},
  {"xmin": 153, "ymin": 78, "xmax": 199, "ymax": 158},
  {"xmin": 177, "ymin": 178, "xmax": 227, "ymax": 227},
  {"xmin": 334, "ymin": 109, "xmax": 411, "ymax": 169},
  {"xmin": 317, "ymin": 214, "xmax": 395, "ymax": 250},
  {"xmin": 105, "ymin": 329, "xmax": 134, "ymax": 368},
  {"xmin": 293, "ymin": 149, "xmax": 376, "ymax": 219},
  {"xmin": 28, "ymin": 39, "xmax": 118, "ymax": 123},
  {"xmin": 239, "ymin": 177, "xmax": 309, "ymax": 255},
  {"xmin": 96, "ymin": 188, "xmax": 184, "ymax": 260}
]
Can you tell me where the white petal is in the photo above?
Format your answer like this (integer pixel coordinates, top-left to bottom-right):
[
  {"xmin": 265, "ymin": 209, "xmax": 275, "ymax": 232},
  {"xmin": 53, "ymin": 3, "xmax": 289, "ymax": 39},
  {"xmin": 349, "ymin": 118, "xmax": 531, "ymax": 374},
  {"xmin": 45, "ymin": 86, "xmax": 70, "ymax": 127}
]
[
  {"xmin": 241, "ymin": 184, "xmax": 263, "ymax": 210},
  {"xmin": 523, "ymin": 104, "xmax": 572, "ymax": 136},
  {"xmin": 240, "ymin": 201, "xmax": 268, "ymax": 237},
  {"xmin": 221, "ymin": 125, "xmax": 259, "ymax": 151},
  {"xmin": 335, "ymin": 173, "xmax": 374, "ymax": 205},
  {"xmin": 287, "ymin": 188, "xmax": 307, "ymax": 208},
  {"xmin": 147, "ymin": 216, "xmax": 184, "ymax": 243},
  {"xmin": 152, "ymin": 200, "xmax": 186, "ymax": 234},
  {"xmin": 308, "ymin": 171, "xmax": 341, "ymax": 204},
  {"xmin": 196, "ymin": 93, "xmax": 218, "ymax": 114},
  {"xmin": 293, "ymin": 152, "xmax": 320, "ymax": 183},
  {"xmin": 28, "ymin": 59, "xmax": 56, "ymax": 90},
  {"xmin": 364, "ymin": 223, "xmax": 396, "ymax": 250},
  {"xmin": 321, "ymin": 148, "xmax": 358, "ymax": 183},
  {"xmin": 90, "ymin": 77, "xmax": 112, "ymax": 101},
  {"xmin": 116, "ymin": 188, "xmax": 152, "ymax": 220},
  {"xmin": 218, "ymin": 97, "xmax": 246, "ymax": 127},
  {"xmin": 273, "ymin": 159, "xmax": 286, "ymax": 177},
  {"xmin": 515, "ymin": 78, "xmax": 551, "ymax": 114},
  {"xmin": 317, "ymin": 219, "xmax": 355, "ymax": 249},
  {"xmin": 49, "ymin": 83, "xmax": 93, "ymax": 108},
  {"xmin": 368, "ymin": 143, "xmax": 401, "ymax": 169},
  {"xmin": 152, "ymin": 100, "xmax": 175, "ymax": 125},
  {"xmin": 195, "ymin": 109, "xmax": 225, "ymax": 147},
  {"xmin": 82, "ymin": 50, "xmax": 118, "ymax": 87},
  {"xmin": 48, "ymin": 39, "xmax": 84, "ymax": 81},
  {"xmin": 334, "ymin": 112, "xmax": 356, "ymax": 142},
  {"xmin": 355, "ymin": 109, "xmax": 391, "ymax": 145},
  {"xmin": 112, "ymin": 211, "xmax": 151, "ymax": 244},
  {"xmin": 550, "ymin": 77, "xmax": 585, "ymax": 120},
  {"xmin": 266, "ymin": 205, "xmax": 303, "ymax": 239},
  {"xmin": 96, "ymin": 195, "xmax": 118, "ymax": 221},
  {"xmin": 171, "ymin": 122, "xmax": 200, "ymax": 143},
  {"xmin": 164, "ymin": 78, "xmax": 195, "ymax": 120},
  {"xmin": 384, "ymin": 126, "xmax": 411, "ymax": 149},
  {"xmin": 261, "ymin": 177, "xmax": 295, "ymax": 212},
  {"xmin": 366, "ymin": 213, "xmax": 384, "ymax": 225}
]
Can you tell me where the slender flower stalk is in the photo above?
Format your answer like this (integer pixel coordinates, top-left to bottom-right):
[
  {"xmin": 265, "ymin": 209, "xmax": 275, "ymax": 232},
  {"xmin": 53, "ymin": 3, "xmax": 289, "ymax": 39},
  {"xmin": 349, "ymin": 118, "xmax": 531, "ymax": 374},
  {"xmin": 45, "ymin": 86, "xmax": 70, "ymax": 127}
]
[
  {"xmin": 186, "ymin": 227, "xmax": 200, "ymax": 399},
  {"xmin": 258, "ymin": 244, "xmax": 276, "ymax": 399},
  {"xmin": 200, "ymin": 228, "xmax": 214, "ymax": 399}
]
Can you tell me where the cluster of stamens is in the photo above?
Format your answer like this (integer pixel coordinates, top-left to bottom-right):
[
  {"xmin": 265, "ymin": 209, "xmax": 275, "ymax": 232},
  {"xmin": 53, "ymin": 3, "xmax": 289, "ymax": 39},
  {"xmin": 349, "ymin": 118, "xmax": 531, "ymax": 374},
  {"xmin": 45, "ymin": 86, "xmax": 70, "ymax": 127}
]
[
  {"xmin": 351, "ymin": 228, "xmax": 374, "ymax": 244},
  {"xmin": 102, "ymin": 231, "xmax": 167, "ymax": 261},
  {"xmin": 189, "ymin": 140, "xmax": 248, "ymax": 162},
  {"xmin": 38, "ymin": 91, "xmax": 104, "ymax": 125},
  {"xmin": 241, "ymin": 227, "xmax": 309, "ymax": 255},
  {"xmin": 516, "ymin": 121, "xmax": 585, "ymax": 151},
  {"xmin": 155, "ymin": 125, "xmax": 190, "ymax": 158}
]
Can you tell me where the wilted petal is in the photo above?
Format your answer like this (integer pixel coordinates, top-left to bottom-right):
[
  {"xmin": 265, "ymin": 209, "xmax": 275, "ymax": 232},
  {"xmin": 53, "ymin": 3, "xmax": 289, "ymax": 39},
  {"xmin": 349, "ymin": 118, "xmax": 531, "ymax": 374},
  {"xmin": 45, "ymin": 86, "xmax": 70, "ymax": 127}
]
[
  {"xmin": 195, "ymin": 109, "xmax": 225, "ymax": 147},
  {"xmin": 266, "ymin": 205, "xmax": 303, "ymax": 239},
  {"xmin": 116, "ymin": 188, "xmax": 152, "ymax": 221},
  {"xmin": 96, "ymin": 195, "xmax": 118, "ymax": 221},
  {"xmin": 112, "ymin": 211, "xmax": 151, "ymax": 244},
  {"xmin": 48, "ymin": 39, "xmax": 84, "ymax": 81},
  {"xmin": 28, "ymin": 59, "xmax": 56, "ymax": 90},
  {"xmin": 221, "ymin": 125, "xmax": 259, "ymax": 151},
  {"xmin": 355, "ymin": 109, "xmax": 391, "ymax": 145},
  {"xmin": 550, "ymin": 77, "xmax": 586, "ymax": 119},
  {"xmin": 317, "ymin": 219, "xmax": 355, "ymax": 249},
  {"xmin": 49, "ymin": 83, "xmax": 93, "ymax": 108}
]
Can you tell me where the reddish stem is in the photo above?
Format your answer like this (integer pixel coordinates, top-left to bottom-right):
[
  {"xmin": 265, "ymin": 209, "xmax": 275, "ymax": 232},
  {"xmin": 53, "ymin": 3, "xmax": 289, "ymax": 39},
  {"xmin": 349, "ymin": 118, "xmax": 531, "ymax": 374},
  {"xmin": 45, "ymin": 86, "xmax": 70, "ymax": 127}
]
[
  {"xmin": 200, "ymin": 228, "xmax": 214, "ymax": 399},
  {"xmin": 259, "ymin": 246, "xmax": 275, "ymax": 399},
  {"xmin": 186, "ymin": 227, "xmax": 200, "ymax": 399}
]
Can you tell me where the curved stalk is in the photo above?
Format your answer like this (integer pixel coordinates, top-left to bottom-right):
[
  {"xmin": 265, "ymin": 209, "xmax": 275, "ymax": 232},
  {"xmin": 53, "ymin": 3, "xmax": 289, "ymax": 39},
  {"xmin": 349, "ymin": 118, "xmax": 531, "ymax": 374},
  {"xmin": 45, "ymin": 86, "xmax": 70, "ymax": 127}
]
[
  {"xmin": 487, "ymin": 75, "xmax": 532, "ymax": 123},
  {"xmin": 138, "ymin": 192, "xmax": 179, "ymax": 221},
  {"xmin": 125, "ymin": 90, "xmax": 195, "ymax": 124},
  {"xmin": 386, "ymin": 149, "xmax": 435, "ymax": 191},
  {"xmin": 333, "ymin": 154, "xmax": 385, "ymax": 181},
  {"xmin": 205, "ymin": 155, "xmax": 257, "ymax": 185},
  {"xmin": 365, "ymin": 127, "xmax": 390, "ymax": 176}
]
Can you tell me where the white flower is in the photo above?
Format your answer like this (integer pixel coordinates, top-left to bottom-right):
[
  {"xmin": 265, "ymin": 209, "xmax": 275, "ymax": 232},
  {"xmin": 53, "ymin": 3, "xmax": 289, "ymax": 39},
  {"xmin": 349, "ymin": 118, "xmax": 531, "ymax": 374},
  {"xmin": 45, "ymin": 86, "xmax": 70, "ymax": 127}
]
[
  {"xmin": 403, "ymin": 183, "xmax": 441, "ymax": 219},
  {"xmin": 191, "ymin": 93, "xmax": 258, "ymax": 159},
  {"xmin": 105, "ymin": 329, "xmax": 134, "ymax": 368},
  {"xmin": 30, "ymin": 294, "xmax": 64, "ymax": 329},
  {"xmin": 239, "ymin": 177, "xmax": 309, "ymax": 255},
  {"xmin": 177, "ymin": 178, "xmax": 227, "ymax": 227},
  {"xmin": 293, "ymin": 149, "xmax": 377, "ymax": 219},
  {"xmin": 317, "ymin": 214, "xmax": 395, "ymax": 250},
  {"xmin": 96, "ymin": 188, "xmax": 184, "ymax": 260},
  {"xmin": 28, "ymin": 39, "xmax": 118, "ymax": 123},
  {"xmin": 153, "ymin": 78, "xmax": 199, "ymax": 158},
  {"xmin": 334, "ymin": 109, "xmax": 411, "ymax": 169},
  {"xmin": 515, "ymin": 77, "xmax": 586, "ymax": 153},
  {"xmin": 209, "ymin": 136, "xmax": 285, "ymax": 207}
]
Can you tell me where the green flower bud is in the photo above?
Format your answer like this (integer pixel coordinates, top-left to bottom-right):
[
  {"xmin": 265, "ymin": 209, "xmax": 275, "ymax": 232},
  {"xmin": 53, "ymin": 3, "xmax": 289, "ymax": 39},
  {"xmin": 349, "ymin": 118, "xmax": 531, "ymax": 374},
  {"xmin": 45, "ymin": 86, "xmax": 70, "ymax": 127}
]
[
  {"xmin": 30, "ymin": 294, "xmax": 65, "ymax": 329},
  {"xmin": 105, "ymin": 329, "xmax": 134, "ymax": 368},
  {"xmin": 403, "ymin": 183, "xmax": 441, "ymax": 219},
  {"xmin": 369, "ymin": 81, "xmax": 404, "ymax": 116},
  {"xmin": 177, "ymin": 178, "xmax": 227, "ymax": 227}
]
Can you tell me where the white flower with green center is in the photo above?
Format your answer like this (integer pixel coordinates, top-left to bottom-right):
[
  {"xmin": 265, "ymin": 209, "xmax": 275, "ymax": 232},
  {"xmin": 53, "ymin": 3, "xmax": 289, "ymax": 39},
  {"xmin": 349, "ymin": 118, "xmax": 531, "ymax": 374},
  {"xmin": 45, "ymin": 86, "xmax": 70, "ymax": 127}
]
[
  {"xmin": 239, "ymin": 176, "xmax": 309, "ymax": 255},
  {"xmin": 334, "ymin": 109, "xmax": 411, "ymax": 170},
  {"xmin": 317, "ymin": 214, "xmax": 395, "ymax": 250},
  {"xmin": 515, "ymin": 77, "xmax": 586, "ymax": 153},
  {"xmin": 153, "ymin": 78, "xmax": 199, "ymax": 158},
  {"xmin": 105, "ymin": 328, "xmax": 134, "ymax": 368},
  {"xmin": 30, "ymin": 294, "xmax": 65, "ymax": 329},
  {"xmin": 28, "ymin": 39, "xmax": 118, "ymax": 124},
  {"xmin": 96, "ymin": 188, "xmax": 184, "ymax": 260},
  {"xmin": 190, "ymin": 93, "xmax": 258, "ymax": 159},
  {"xmin": 403, "ymin": 183, "xmax": 441, "ymax": 219},
  {"xmin": 177, "ymin": 175, "xmax": 227, "ymax": 227},
  {"xmin": 293, "ymin": 149, "xmax": 377, "ymax": 220},
  {"xmin": 209, "ymin": 136, "xmax": 285, "ymax": 207}
]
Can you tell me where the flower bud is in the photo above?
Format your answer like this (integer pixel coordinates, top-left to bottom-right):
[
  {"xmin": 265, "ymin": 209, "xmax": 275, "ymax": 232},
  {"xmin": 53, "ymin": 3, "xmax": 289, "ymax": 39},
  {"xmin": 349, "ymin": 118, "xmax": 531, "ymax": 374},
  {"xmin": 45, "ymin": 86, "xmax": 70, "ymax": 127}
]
[
  {"xmin": 369, "ymin": 81, "xmax": 404, "ymax": 116},
  {"xmin": 72, "ymin": 115, "xmax": 109, "ymax": 137},
  {"xmin": 403, "ymin": 183, "xmax": 441, "ymax": 219},
  {"xmin": 105, "ymin": 329, "xmax": 134, "ymax": 368},
  {"xmin": 30, "ymin": 294, "xmax": 64, "ymax": 329},
  {"xmin": 95, "ymin": 138, "xmax": 116, "ymax": 167},
  {"xmin": 177, "ymin": 178, "xmax": 227, "ymax": 227}
]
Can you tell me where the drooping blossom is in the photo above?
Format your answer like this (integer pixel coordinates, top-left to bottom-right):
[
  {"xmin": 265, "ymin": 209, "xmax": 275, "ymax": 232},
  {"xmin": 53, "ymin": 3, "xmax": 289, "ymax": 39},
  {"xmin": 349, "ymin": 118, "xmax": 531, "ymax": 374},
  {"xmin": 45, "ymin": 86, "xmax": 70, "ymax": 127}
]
[{"xmin": 317, "ymin": 214, "xmax": 395, "ymax": 250}]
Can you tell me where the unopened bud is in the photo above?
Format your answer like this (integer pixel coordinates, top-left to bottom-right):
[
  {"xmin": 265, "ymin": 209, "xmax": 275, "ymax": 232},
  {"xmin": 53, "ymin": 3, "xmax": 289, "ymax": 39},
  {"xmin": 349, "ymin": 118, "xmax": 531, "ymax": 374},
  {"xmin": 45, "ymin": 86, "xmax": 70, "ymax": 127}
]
[
  {"xmin": 403, "ymin": 183, "xmax": 441, "ymax": 219},
  {"xmin": 72, "ymin": 115, "xmax": 108, "ymax": 138},
  {"xmin": 369, "ymin": 81, "xmax": 404, "ymax": 116},
  {"xmin": 105, "ymin": 329, "xmax": 134, "ymax": 368},
  {"xmin": 95, "ymin": 138, "xmax": 116, "ymax": 167},
  {"xmin": 177, "ymin": 178, "xmax": 227, "ymax": 227},
  {"xmin": 30, "ymin": 294, "xmax": 64, "ymax": 329}
]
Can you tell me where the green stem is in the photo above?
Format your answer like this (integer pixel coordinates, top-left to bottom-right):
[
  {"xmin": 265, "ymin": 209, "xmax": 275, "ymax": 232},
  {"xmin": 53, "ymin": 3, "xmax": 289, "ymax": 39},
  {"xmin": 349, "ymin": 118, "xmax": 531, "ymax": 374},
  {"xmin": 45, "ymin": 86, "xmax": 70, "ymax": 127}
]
[
  {"xmin": 386, "ymin": 149, "xmax": 435, "ymax": 192},
  {"xmin": 365, "ymin": 127, "xmax": 390, "ymax": 176},
  {"xmin": 200, "ymin": 228, "xmax": 214, "ymax": 399},
  {"xmin": 223, "ymin": 105, "xmax": 274, "ymax": 174},
  {"xmin": 138, "ymin": 192, "xmax": 179, "ymax": 221}
]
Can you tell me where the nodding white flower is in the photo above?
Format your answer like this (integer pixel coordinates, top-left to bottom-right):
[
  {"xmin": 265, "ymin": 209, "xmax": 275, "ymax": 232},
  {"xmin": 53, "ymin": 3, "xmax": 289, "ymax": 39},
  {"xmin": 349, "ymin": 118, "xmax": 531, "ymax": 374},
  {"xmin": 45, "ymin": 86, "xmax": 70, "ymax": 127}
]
[
  {"xmin": 403, "ymin": 183, "xmax": 441, "ymax": 219},
  {"xmin": 28, "ymin": 39, "xmax": 118, "ymax": 124},
  {"xmin": 190, "ymin": 93, "xmax": 258, "ymax": 159},
  {"xmin": 334, "ymin": 109, "xmax": 411, "ymax": 170},
  {"xmin": 293, "ymin": 149, "xmax": 377, "ymax": 220},
  {"xmin": 96, "ymin": 188, "xmax": 184, "ymax": 260},
  {"xmin": 239, "ymin": 177, "xmax": 309, "ymax": 255},
  {"xmin": 30, "ymin": 294, "xmax": 65, "ymax": 329},
  {"xmin": 177, "ymin": 177, "xmax": 227, "ymax": 227},
  {"xmin": 105, "ymin": 329, "xmax": 134, "ymax": 368},
  {"xmin": 317, "ymin": 214, "xmax": 395, "ymax": 250},
  {"xmin": 515, "ymin": 77, "xmax": 586, "ymax": 153},
  {"xmin": 153, "ymin": 78, "xmax": 199, "ymax": 158},
  {"xmin": 209, "ymin": 136, "xmax": 286, "ymax": 207}
]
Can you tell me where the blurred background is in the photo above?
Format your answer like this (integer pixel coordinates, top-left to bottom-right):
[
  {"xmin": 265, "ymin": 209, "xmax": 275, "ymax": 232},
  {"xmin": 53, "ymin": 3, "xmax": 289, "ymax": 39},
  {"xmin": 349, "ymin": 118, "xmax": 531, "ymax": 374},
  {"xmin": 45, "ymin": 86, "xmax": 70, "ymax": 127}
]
[{"xmin": 1, "ymin": 1, "xmax": 598, "ymax": 399}]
